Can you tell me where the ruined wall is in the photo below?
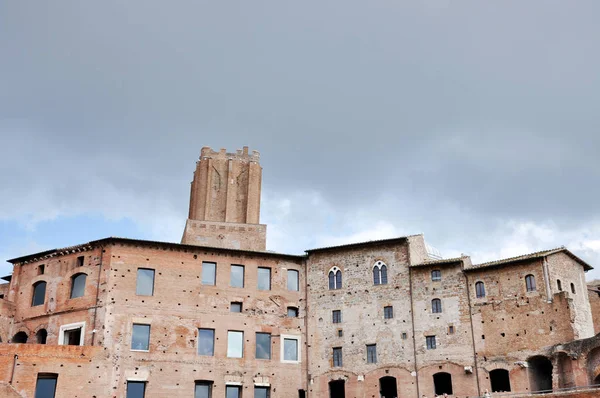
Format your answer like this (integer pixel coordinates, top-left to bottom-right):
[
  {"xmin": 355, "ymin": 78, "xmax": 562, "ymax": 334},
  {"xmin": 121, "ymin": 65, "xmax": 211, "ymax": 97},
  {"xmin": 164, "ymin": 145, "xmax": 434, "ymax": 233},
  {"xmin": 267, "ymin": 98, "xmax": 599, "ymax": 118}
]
[
  {"xmin": 0, "ymin": 297, "xmax": 15, "ymax": 343},
  {"xmin": 586, "ymin": 281, "xmax": 600, "ymax": 335},
  {"xmin": 306, "ymin": 240, "xmax": 418, "ymax": 398},
  {"xmin": 6, "ymin": 248, "xmax": 108, "ymax": 346},
  {"xmin": 101, "ymin": 242, "xmax": 307, "ymax": 397},
  {"xmin": 410, "ymin": 261, "xmax": 479, "ymax": 397}
]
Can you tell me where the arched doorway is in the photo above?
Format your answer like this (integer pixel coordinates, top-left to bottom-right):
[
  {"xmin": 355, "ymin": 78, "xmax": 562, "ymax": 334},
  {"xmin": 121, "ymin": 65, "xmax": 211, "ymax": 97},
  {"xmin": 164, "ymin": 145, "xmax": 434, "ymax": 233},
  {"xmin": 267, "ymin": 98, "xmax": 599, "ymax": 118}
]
[
  {"xmin": 329, "ymin": 380, "xmax": 345, "ymax": 398},
  {"xmin": 528, "ymin": 356, "xmax": 553, "ymax": 392},
  {"xmin": 12, "ymin": 331, "xmax": 28, "ymax": 343},
  {"xmin": 490, "ymin": 369, "xmax": 511, "ymax": 392},
  {"xmin": 379, "ymin": 376, "xmax": 397, "ymax": 398},
  {"xmin": 433, "ymin": 372, "xmax": 453, "ymax": 396},
  {"xmin": 36, "ymin": 329, "xmax": 48, "ymax": 344}
]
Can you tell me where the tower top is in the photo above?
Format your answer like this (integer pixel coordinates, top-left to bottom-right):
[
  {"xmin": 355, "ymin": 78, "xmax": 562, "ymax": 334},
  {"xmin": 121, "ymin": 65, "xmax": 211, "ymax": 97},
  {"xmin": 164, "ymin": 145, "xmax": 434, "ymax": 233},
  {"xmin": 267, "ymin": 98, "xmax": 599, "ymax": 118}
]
[{"xmin": 200, "ymin": 146, "xmax": 260, "ymax": 162}]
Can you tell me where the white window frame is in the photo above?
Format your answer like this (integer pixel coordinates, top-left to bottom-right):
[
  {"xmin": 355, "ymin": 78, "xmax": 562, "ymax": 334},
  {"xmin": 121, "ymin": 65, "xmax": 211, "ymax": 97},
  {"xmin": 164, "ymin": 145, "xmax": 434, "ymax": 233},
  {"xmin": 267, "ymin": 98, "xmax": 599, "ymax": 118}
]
[
  {"xmin": 280, "ymin": 334, "xmax": 301, "ymax": 364},
  {"xmin": 58, "ymin": 321, "xmax": 86, "ymax": 346}
]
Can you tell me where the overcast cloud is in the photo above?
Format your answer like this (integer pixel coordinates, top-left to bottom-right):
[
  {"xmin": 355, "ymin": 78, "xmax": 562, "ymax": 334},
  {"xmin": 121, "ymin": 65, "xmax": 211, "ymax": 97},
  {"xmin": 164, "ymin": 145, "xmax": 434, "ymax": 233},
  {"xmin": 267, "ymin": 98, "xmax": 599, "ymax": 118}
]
[{"xmin": 1, "ymin": 1, "xmax": 599, "ymax": 279}]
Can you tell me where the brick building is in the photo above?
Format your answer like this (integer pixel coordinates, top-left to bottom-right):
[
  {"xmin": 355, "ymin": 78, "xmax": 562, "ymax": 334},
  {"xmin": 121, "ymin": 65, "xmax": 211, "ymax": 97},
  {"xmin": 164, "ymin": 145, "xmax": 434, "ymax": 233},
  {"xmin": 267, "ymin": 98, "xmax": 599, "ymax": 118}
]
[{"xmin": 0, "ymin": 147, "xmax": 599, "ymax": 398}]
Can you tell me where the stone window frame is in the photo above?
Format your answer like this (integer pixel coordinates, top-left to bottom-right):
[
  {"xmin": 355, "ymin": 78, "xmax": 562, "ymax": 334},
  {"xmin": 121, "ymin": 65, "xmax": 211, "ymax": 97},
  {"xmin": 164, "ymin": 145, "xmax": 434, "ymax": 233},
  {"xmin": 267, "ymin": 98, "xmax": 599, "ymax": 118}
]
[
  {"xmin": 475, "ymin": 281, "xmax": 486, "ymax": 298},
  {"xmin": 328, "ymin": 266, "xmax": 342, "ymax": 290},
  {"xmin": 332, "ymin": 310, "xmax": 342, "ymax": 324},
  {"xmin": 373, "ymin": 261, "xmax": 388, "ymax": 285},
  {"xmin": 58, "ymin": 321, "xmax": 86, "ymax": 346},
  {"xmin": 332, "ymin": 346, "xmax": 343, "ymax": 367},
  {"xmin": 366, "ymin": 344, "xmax": 377, "ymax": 364},
  {"xmin": 280, "ymin": 334, "xmax": 301, "ymax": 364},
  {"xmin": 525, "ymin": 274, "xmax": 536, "ymax": 292},
  {"xmin": 426, "ymin": 335, "xmax": 437, "ymax": 350},
  {"xmin": 383, "ymin": 305, "xmax": 394, "ymax": 319}
]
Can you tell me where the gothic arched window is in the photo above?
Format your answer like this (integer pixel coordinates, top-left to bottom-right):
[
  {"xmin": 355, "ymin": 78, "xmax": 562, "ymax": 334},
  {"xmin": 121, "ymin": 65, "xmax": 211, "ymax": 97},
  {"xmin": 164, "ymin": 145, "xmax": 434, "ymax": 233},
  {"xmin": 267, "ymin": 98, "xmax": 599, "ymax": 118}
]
[
  {"xmin": 373, "ymin": 261, "xmax": 388, "ymax": 285},
  {"xmin": 328, "ymin": 267, "xmax": 342, "ymax": 290}
]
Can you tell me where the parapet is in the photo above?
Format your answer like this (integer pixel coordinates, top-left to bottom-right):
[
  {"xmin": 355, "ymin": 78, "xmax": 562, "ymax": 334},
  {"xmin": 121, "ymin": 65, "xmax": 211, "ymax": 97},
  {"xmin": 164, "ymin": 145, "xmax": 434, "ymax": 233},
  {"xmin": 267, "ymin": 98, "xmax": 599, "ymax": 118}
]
[{"xmin": 200, "ymin": 146, "xmax": 260, "ymax": 162}]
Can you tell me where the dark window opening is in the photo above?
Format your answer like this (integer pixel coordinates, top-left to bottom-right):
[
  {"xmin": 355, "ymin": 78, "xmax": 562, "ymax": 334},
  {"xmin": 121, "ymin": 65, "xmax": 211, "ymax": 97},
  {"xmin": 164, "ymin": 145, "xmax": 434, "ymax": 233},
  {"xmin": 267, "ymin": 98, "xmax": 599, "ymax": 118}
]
[
  {"xmin": 401, "ymin": 332, "xmax": 407, "ymax": 340},
  {"xmin": 194, "ymin": 381, "xmax": 213, "ymax": 398},
  {"xmin": 12, "ymin": 331, "xmax": 28, "ymax": 343},
  {"xmin": 76, "ymin": 256, "xmax": 84, "ymax": 267},
  {"xmin": 35, "ymin": 373, "xmax": 58, "ymax": 398},
  {"xmin": 384, "ymin": 306, "xmax": 393, "ymax": 319},
  {"xmin": 231, "ymin": 302, "xmax": 242, "ymax": 313},
  {"xmin": 570, "ymin": 283, "xmax": 576, "ymax": 294},
  {"xmin": 476, "ymin": 281, "xmax": 486, "ymax": 298},
  {"xmin": 490, "ymin": 369, "xmax": 511, "ymax": 392},
  {"xmin": 528, "ymin": 356, "xmax": 553, "ymax": 392},
  {"xmin": 329, "ymin": 380, "xmax": 345, "ymax": 398},
  {"xmin": 64, "ymin": 327, "xmax": 82, "ymax": 346},
  {"xmin": 337, "ymin": 329, "xmax": 343, "ymax": 337},
  {"xmin": 433, "ymin": 372, "xmax": 453, "ymax": 395},
  {"xmin": 126, "ymin": 381, "xmax": 146, "ymax": 398},
  {"xmin": 431, "ymin": 270, "xmax": 441, "ymax": 281},
  {"xmin": 38, "ymin": 264, "xmax": 45, "ymax": 275},
  {"xmin": 557, "ymin": 279, "xmax": 562, "ymax": 291},
  {"xmin": 32, "ymin": 281, "xmax": 46, "ymax": 306},
  {"xmin": 36, "ymin": 329, "xmax": 48, "ymax": 344},
  {"xmin": 70, "ymin": 273, "xmax": 87, "ymax": 299},
  {"xmin": 333, "ymin": 347, "xmax": 342, "ymax": 367},
  {"xmin": 298, "ymin": 390, "xmax": 306, "ymax": 398},
  {"xmin": 379, "ymin": 376, "xmax": 397, "ymax": 398},
  {"xmin": 432, "ymin": 298, "xmax": 442, "ymax": 313},
  {"xmin": 525, "ymin": 274, "xmax": 536, "ymax": 292},
  {"xmin": 448, "ymin": 325, "xmax": 455, "ymax": 334},
  {"xmin": 287, "ymin": 306, "xmax": 299, "ymax": 317}
]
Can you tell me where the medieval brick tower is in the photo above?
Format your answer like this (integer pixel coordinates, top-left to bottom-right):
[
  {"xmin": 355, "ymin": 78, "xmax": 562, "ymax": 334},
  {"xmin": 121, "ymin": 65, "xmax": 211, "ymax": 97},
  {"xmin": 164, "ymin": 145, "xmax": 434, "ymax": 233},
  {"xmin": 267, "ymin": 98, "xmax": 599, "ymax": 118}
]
[{"xmin": 181, "ymin": 146, "xmax": 267, "ymax": 251}]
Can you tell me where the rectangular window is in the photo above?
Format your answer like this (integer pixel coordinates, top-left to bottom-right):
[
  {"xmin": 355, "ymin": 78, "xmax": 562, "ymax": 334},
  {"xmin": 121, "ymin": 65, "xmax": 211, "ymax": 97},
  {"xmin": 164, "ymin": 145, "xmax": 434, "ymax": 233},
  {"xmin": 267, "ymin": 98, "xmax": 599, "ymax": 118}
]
[
  {"xmin": 136, "ymin": 268, "xmax": 155, "ymax": 296},
  {"xmin": 126, "ymin": 381, "xmax": 146, "ymax": 398},
  {"xmin": 367, "ymin": 344, "xmax": 377, "ymax": 364},
  {"xmin": 201, "ymin": 262, "xmax": 216, "ymax": 285},
  {"xmin": 426, "ymin": 335, "xmax": 436, "ymax": 350},
  {"xmin": 226, "ymin": 386, "xmax": 241, "ymax": 398},
  {"xmin": 195, "ymin": 381, "xmax": 213, "ymax": 398},
  {"xmin": 384, "ymin": 306, "xmax": 393, "ymax": 319},
  {"xmin": 257, "ymin": 267, "xmax": 271, "ymax": 291},
  {"xmin": 283, "ymin": 337, "xmax": 299, "ymax": 361},
  {"xmin": 332, "ymin": 310, "xmax": 342, "ymax": 323},
  {"xmin": 401, "ymin": 332, "xmax": 407, "ymax": 340},
  {"xmin": 287, "ymin": 307, "xmax": 299, "ymax": 317},
  {"xmin": 131, "ymin": 324, "xmax": 150, "ymax": 351},
  {"xmin": 337, "ymin": 329, "xmax": 343, "ymax": 337},
  {"xmin": 431, "ymin": 270, "xmax": 441, "ymax": 282},
  {"xmin": 227, "ymin": 331, "xmax": 244, "ymax": 358},
  {"xmin": 76, "ymin": 256, "xmax": 84, "ymax": 267},
  {"xmin": 231, "ymin": 302, "xmax": 242, "ymax": 313},
  {"xmin": 35, "ymin": 373, "xmax": 57, "ymax": 398},
  {"xmin": 255, "ymin": 386, "xmax": 270, "ymax": 398},
  {"xmin": 198, "ymin": 328, "xmax": 215, "ymax": 356},
  {"xmin": 448, "ymin": 325, "xmax": 455, "ymax": 334},
  {"xmin": 38, "ymin": 264, "xmax": 45, "ymax": 275},
  {"xmin": 230, "ymin": 265, "xmax": 245, "ymax": 288},
  {"xmin": 256, "ymin": 332, "xmax": 271, "ymax": 359},
  {"xmin": 59, "ymin": 322, "xmax": 85, "ymax": 346},
  {"xmin": 333, "ymin": 347, "xmax": 342, "ymax": 367},
  {"xmin": 287, "ymin": 269, "xmax": 299, "ymax": 291}
]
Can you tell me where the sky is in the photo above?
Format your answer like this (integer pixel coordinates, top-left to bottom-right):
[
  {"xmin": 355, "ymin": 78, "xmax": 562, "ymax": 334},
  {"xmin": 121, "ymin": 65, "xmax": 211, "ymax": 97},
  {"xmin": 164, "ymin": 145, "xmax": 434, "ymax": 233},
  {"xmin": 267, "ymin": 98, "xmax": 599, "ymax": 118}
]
[{"xmin": 1, "ymin": 1, "xmax": 599, "ymax": 279}]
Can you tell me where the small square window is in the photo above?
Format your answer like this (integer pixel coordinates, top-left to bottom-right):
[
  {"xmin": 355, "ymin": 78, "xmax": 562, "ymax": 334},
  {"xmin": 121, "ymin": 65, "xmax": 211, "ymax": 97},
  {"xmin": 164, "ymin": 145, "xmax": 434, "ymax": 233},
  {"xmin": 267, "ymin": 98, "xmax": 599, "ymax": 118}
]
[
  {"xmin": 337, "ymin": 329, "xmax": 343, "ymax": 337},
  {"xmin": 366, "ymin": 344, "xmax": 377, "ymax": 363},
  {"xmin": 426, "ymin": 335, "xmax": 436, "ymax": 350},
  {"xmin": 231, "ymin": 302, "xmax": 242, "ymax": 313},
  {"xmin": 384, "ymin": 306, "xmax": 394, "ymax": 319},
  {"xmin": 38, "ymin": 264, "xmax": 45, "ymax": 275},
  {"xmin": 76, "ymin": 256, "xmax": 84, "ymax": 267},
  {"xmin": 402, "ymin": 332, "xmax": 407, "ymax": 340},
  {"xmin": 332, "ymin": 310, "xmax": 342, "ymax": 324},
  {"xmin": 131, "ymin": 324, "xmax": 150, "ymax": 351},
  {"xmin": 127, "ymin": 381, "xmax": 146, "ymax": 398},
  {"xmin": 448, "ymin": 325, "xmax": 455, "ymax": 334},
  {"xmin": 287, "ymin": 307, "xmax": 299, "ymax": 317}
]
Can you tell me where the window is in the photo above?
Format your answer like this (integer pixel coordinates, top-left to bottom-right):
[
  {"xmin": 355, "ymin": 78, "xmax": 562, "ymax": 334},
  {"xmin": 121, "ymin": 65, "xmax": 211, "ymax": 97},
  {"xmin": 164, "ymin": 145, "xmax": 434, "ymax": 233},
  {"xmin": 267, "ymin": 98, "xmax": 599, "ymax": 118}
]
[
  {"xmin": 431, "ymin": 270, "xmax": 441, "ymax": 281},
  {"xmin": 255, "ymin": 386, "xmax": 270, "ymax": 398},
  {"xmin": 432, "ymin": 298, "xmax": 442, "ymax": 313},
  {"xmin": 126, "ymin": 381, "xmax": 146, "ymax": 398},
  {"xmin": 525, "ymin": 274, "xmax": 536, "ymax": 292},
  {"xmin": 36, "ymin": 329, "xmax": 48, "ymax": 344},
  {"xmin": 35, "ymin": 373, "xmax": 58, "ymax": 398},
  {"xmin": 70, "ymin": 273, "xmax": 87, "ymax": 299},
  {"xmin": 283, "ymin": 336, "xmax": 300, "ymax": 362},
  {"xmin": 131, "ymin": 324, "xmax": 150, "ymax": 351},
  {"xmin": 38, "ymin": 264, "xmax": 45, "ymax": 275},
  {"xmin": 136, "ymin": 268, "xmax": 155, "ymax": 296},
  {"xmin": 32, "ymin": 281, "xmax": 47, "ymax": 306},
  {"xmin": 201, "ymin": 262, "xmax": 216, "ymax": 285},
  {"xmin": 332, "ymin": 310, "xmax": 342, "ymax": 323},
  {"xmin": 12, "ymin": 331, "xmax": 28, "ymax": 343},
  {"xmin": 426, "ymin": 335, "xmax": 436, "ymax": 349},
  {"xmin": 384, "ymin": 306, "xmax": 394, "ymax": 319},
  {"xmin": 557, "ymin": 279, "xmax": 562, "ymax": 291},
  {"xmin": 448, "ymin": 325, "xmax": 455, "ymax": 334},
  {"xmin": 475, "ymin": 281, "xmax": 486, "ymax": 298},
  {"xmin": 367, "ymin": 344, "xmax": 377, "ymax": 363},
  {"xmin": 195, "ymin": 381, "xmax": 213, "ymax": 398},
  {"xmin": 287, "ymin": 307, "xmax": 299, "ymax": 317},
  {"xmin": 401, "ymin": 332, "xmax": 407, "ymax": 340},
  {"xmin": 231, "ymin": 265, "xmax": 245, "ymax": 288},
  {"xmin": 373, "ymin": 261, "xmax": 388, "ymax": 285},
  {"xmin": 59, "ymin": 322, "xmax": 85, "ymax": 346},
  {"xmin": 198, "ymin": 328, "xmax": 215, "ymax": 356},
  {"xmin": 570, "ymin": 283, "xmax": 576, "ymax": 294},
  {"xmin": 333, "ymin": 347, "xmax": 343, "ymax": 367},
  {"xmin": 337, "ymin": 329, "xmax": 343, "ymax": 337},
  {"xmin": 256, "ymin": 332, "xmax": 271, "ymax": 359},
  {"xmin": 231, "ymin": 302, "xmax": 242, "ymax": 313},
  {"xmin": 287, "ymin": 269, "xmax": 299, "ymax": 291},
  {"xmin": 226, "ymin": 386, "xmax": 241, "ymax": 398},
  {"xmin": 433, "ymin": 372, "xmax": 453, "ymax": 396},
  {"xmin": 328, "ymin": 267, "xmax": 342, "ymax": 290},
  {"xmin": 227, "ymin": 331, "xmax": 244, "ymax": 358},
  {"xmin": 76, "ymin": 256, "xmax": 84, "ymax": 267},
  {"xmin": 257, "ymin": 267, "xmax": 271, "ymax": 291}
]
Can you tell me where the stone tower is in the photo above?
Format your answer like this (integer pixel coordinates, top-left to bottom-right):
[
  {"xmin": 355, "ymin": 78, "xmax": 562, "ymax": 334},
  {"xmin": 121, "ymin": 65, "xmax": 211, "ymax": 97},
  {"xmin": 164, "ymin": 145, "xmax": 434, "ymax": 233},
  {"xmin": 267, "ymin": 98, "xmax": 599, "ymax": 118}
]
[{"xmin": 181, "ymin": 146, "xmax": 267, "ymax": 251}]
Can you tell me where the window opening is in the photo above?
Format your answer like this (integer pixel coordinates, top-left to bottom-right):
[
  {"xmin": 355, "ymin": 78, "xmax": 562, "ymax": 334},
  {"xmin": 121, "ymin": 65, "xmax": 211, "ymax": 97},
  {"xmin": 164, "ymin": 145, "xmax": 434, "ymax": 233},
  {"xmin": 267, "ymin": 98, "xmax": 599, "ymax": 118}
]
[
  {"xmin": 431, "ymin": 270, "xmax": 441, "ymax": 281},
  {"xmin": 12, "ymin": 331, "xmax": 28, "ymax": 343},
  {"xmin": 36, "ymin": 329, "xmax": 48, "ymax": 344},
  {"xmin": 230, "ymin": 265, "xmax": 245, "ymax": 288},
  {"xmin": 384, "ymin": 306, "xmax": 393, "ymax": 319},
  {"xmin": 131, "ymin": 324, "xmax": 150, "ymax": 351},
  {"xmin": 329, "ymin": 380, "xmax": 345, "ymax": 398},
  {"xmin": 201, "ymin": 262, "xmax": 216, "ymax": 285},
  {"xmin": 194, "ymin": 381, "xmax": 213, "ymax": 398},
  {"xmin": 476, "ymin": 281, "xmax": 486, "ymax": 298},
  {"xmin": 528, "ymin": 356, "xmax": 553, "ymax": 392},
  {"xmin": 432, "ymin": 298, "xmax": 442, "ymax": 313},
  {"xmin": 76, "ymin": 256, "xmax": 84, "ymax": 267},
  {"xmin": 231, "ymin": 302, "xmax": 242, "ymax": 313},
  {"xmin": 256, "ymin": 332, "xmax": 271, "ymax": 359},
  {"xmin": 70, "ymin": 273, "xmax": 87, "ymax": 299},
  {"xmin": 198, "ymin": 328, "xmax": 215, "ymax": 356},
  {"xmin": 32, "ymin": 281, "xmax": 46, "ymax": 306},
  {"xmin": 126, "ymin": 381, "xmax": 146, "ymax": 398},
  {"xmin": 227, "ymin": 331, "xmax": 244, "ymax": 358},
  {"xmin": 257, "ymin": 267, "xmax": 271, "ymax": 291},
  {"xmin": 525, "ymin": 274, "xmax": 536, "ymax": 292},
  {"xmin": 332, "ymin": 310, "xmax": 342, "ymax": 323},
  {"xmin": 136, "ymin": 268, "xmax": 155, "ymax": 296},
  {"xmin": 433, "ymin": 372, "xmax": 453, "ymax": 395},
  {"xmin": 288, "ymin": 269, "xmax": 299, "ymax": 291},
  {"xmin": 35, "ymin": 373, "xmax": 58, "ymax": 398},
  {"xmin": 490, "ymin": 369, "xmax": 511, "ymax": 392},
  {"xmin": 287, "ymin": 307, "xmax": 299, "ymax": 317},
  {"xmin": 367, "ymin": 344, "xmax": 377, "ymax": 363},
  {"xmin": 379, "ymin": 376, "xmax": 397, "ymax": 398},
  {"xmin": 328, "ymin": 267, "xmax": 342, "ymax": 290},
  {"xmin": 332, "ymin": 347, "xmax": 343, "ymax": 367},
  {"xmin": 426, "ymin": 335, "xmax": 436, "ymax": 349}
]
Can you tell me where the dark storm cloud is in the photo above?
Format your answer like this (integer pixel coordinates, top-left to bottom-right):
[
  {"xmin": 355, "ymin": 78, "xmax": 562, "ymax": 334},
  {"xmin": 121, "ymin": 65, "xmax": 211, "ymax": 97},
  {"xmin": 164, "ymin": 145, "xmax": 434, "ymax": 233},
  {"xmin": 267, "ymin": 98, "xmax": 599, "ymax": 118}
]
[{"xmin": 1, "ymin": 1, "xmax": 599, "ymax": 275}]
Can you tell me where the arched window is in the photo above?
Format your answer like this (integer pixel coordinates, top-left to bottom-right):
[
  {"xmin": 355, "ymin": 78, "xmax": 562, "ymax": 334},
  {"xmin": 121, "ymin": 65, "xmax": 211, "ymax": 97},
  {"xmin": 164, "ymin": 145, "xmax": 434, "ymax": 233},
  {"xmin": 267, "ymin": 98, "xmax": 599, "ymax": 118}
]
[
  {"xmin": 570, "ymin": 283, "xmax": 576, "ymax": 294},
  {"xmin": 32, "ymin": 281, "xmax": 47, "ymax": 307},
  {"xmin": 432, "ymin": 298, "xmax": 442, "ymax": 313},
  {"xmin": 36, "ymin": 329, "xmax": 48, "ymax": 344},
  {"xmin": 328, "ymin": 267, "xmax": 342, "ymax": 290},
  {"xmin": 12, "ymin": 331, "xmax": 28, "ymax": 343},
  {"xmin": 431, "ymin": 270, "xmax": 441, "ymax": 281},
  {"xmin": 525, "ymin": 275, "xmax": 536, "ymax": 292},
  {"xmin": 373, "ymin": 261, "xmax": 388, "ymax": 285},
  {"xmin": 557, "ymin": 279, "xmax": 562, "ymax": 291},
  {"xmin": 475, "ymin": 281, "xmax": 486, "ymax": 298},
  {"xmin": 70, "ymin": 273, "xmax": 87, "ymax": 299}
]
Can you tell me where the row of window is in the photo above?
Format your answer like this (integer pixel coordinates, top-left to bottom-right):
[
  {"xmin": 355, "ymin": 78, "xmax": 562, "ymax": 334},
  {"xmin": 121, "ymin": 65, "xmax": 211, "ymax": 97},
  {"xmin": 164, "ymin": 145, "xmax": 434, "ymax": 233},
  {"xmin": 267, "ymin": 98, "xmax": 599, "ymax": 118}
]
[
  {"xmin": 328, "ymin": 265, "xmax": 444, "ymax": 291},
  {"xmin": 331, "ymin": 301, "xmax": 443, "ymax": 324},
  {"xmin": 137, "ymin": 265, "xmax": 300, "ymax": 296},
  {"xmin": 131, "ymin": 324, "xmax": 301, "ymax": 363},
  {"xmin": 474, "ymin": 275, "xmax": 577, "ymax": 299},
  {"xmin": 31, "ymin": 273, "xmax": 87, "ymax": 307}
]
